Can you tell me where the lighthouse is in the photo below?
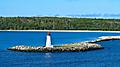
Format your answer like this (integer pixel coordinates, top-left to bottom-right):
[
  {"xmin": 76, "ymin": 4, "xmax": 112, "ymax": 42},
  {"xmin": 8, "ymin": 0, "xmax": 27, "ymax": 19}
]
[{"xmin": 45, "ymin": 32, "xmax": 53, "ymax": 48}]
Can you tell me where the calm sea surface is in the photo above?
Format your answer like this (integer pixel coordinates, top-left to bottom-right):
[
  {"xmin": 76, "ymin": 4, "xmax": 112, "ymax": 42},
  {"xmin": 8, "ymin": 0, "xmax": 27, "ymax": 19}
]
[{"xmin": 0, "ymin": 31, "xmax": 120, "ymax": 67}]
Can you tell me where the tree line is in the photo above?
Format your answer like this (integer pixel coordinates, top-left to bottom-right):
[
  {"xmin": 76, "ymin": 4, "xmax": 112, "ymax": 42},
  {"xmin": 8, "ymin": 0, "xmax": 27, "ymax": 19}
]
[{"xmin": 0, "ymin": 16, "xmax": 120, "ymax": 31}]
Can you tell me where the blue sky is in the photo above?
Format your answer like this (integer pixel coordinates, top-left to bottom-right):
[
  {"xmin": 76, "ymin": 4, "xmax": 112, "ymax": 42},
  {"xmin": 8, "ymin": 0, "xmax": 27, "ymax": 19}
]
[{"xmin": 0, "ymin": 0, "xmax": 120, "ymax": 17}]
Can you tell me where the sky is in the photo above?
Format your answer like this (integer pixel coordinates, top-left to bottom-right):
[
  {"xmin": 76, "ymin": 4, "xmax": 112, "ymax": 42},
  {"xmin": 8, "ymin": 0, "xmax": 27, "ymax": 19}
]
[{"xmin": 0, "ymin": 0, "xmax": 120, "ymax": 17}]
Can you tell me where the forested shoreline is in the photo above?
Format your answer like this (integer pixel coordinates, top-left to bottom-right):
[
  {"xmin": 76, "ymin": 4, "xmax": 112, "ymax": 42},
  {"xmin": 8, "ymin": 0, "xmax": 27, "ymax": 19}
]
[{"xmin": 0, "ymin": 17, "xmax": 120, "ymax": 31}]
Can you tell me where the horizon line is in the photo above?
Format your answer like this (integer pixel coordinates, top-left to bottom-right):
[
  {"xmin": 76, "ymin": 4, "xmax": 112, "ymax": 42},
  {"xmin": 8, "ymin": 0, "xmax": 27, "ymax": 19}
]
[{"xmin": 0, "ymin": 15, "xmax": 120, "ymax": 19}]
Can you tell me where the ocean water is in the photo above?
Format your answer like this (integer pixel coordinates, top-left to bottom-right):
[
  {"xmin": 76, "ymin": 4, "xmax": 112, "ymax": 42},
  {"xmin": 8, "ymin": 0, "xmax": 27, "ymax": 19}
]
[{"xmin": 0, "ymin": 31, "xmax": 120, "ymax": 67}]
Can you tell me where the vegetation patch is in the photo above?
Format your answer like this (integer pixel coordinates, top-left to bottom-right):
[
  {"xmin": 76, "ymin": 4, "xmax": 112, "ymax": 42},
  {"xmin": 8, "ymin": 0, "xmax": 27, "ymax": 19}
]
[{"xmin": 1, "ymin": 17, "xmax": 120, "ymax": 31}]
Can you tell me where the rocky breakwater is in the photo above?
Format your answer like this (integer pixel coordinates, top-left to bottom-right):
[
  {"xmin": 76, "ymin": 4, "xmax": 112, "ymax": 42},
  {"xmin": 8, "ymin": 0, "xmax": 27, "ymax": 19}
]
[
  {"xmin": 88, "ymin": 36, "xmax": 120, "ymax": 43},
  {"xmin": 7, "ymin": 43, "xmax": 103, "ymax": 52}
]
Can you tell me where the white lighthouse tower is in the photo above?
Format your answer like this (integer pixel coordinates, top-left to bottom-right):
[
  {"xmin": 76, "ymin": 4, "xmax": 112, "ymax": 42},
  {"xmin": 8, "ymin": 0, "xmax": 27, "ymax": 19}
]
[{"xmin": 45, "ymin": 32, "xmax": 53, "ymax": 48}]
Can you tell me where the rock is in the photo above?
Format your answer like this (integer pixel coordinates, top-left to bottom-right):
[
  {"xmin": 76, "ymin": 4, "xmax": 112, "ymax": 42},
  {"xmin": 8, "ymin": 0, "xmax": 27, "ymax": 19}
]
[
  {"xmin": 88, "ymin": 36, "xmax": 120, "ymax": 43},
  {"xmin": 7, "ymin": 42, "xmax": 103, "ymax": 52}
]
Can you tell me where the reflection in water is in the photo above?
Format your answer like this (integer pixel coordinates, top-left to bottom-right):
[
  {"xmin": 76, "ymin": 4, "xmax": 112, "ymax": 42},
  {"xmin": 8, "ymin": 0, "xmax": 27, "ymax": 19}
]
[
  {"xmin": 44, "ymin": 53, "xmax": 52, "ymax": 58},
  {"xmin": 44, "ymin": 53, "xmax": 53, "ymax": 66}
]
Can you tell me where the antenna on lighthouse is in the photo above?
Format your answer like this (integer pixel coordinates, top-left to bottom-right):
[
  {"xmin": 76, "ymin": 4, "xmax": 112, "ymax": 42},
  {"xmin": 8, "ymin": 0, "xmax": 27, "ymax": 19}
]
[{"xmin": 45, "ymin": 32, "xmax": 53, "ymax": 48}]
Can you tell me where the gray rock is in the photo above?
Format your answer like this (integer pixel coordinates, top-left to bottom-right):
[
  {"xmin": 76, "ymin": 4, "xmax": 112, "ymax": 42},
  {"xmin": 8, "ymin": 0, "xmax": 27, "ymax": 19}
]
[{"xmin": 8, "ymin": 42, "xmax": 103, "ymax": 52}]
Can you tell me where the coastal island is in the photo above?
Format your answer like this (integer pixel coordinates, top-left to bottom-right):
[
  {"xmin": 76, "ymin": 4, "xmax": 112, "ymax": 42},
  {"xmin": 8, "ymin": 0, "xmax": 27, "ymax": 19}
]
[
  {"xmin": 7, "ymin": 32, "xmax": 120, "ymax": 52},
  {"xmin": 7, "ymin": 43, "xmax": 103, "ymax": 52}
]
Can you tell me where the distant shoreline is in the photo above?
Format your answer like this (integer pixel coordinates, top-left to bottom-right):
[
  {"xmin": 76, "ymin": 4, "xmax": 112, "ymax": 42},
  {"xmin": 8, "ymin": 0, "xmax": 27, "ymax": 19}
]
[{"xmin": 0, "ymin": 30, "xmax": 120, "ymax": 33}]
